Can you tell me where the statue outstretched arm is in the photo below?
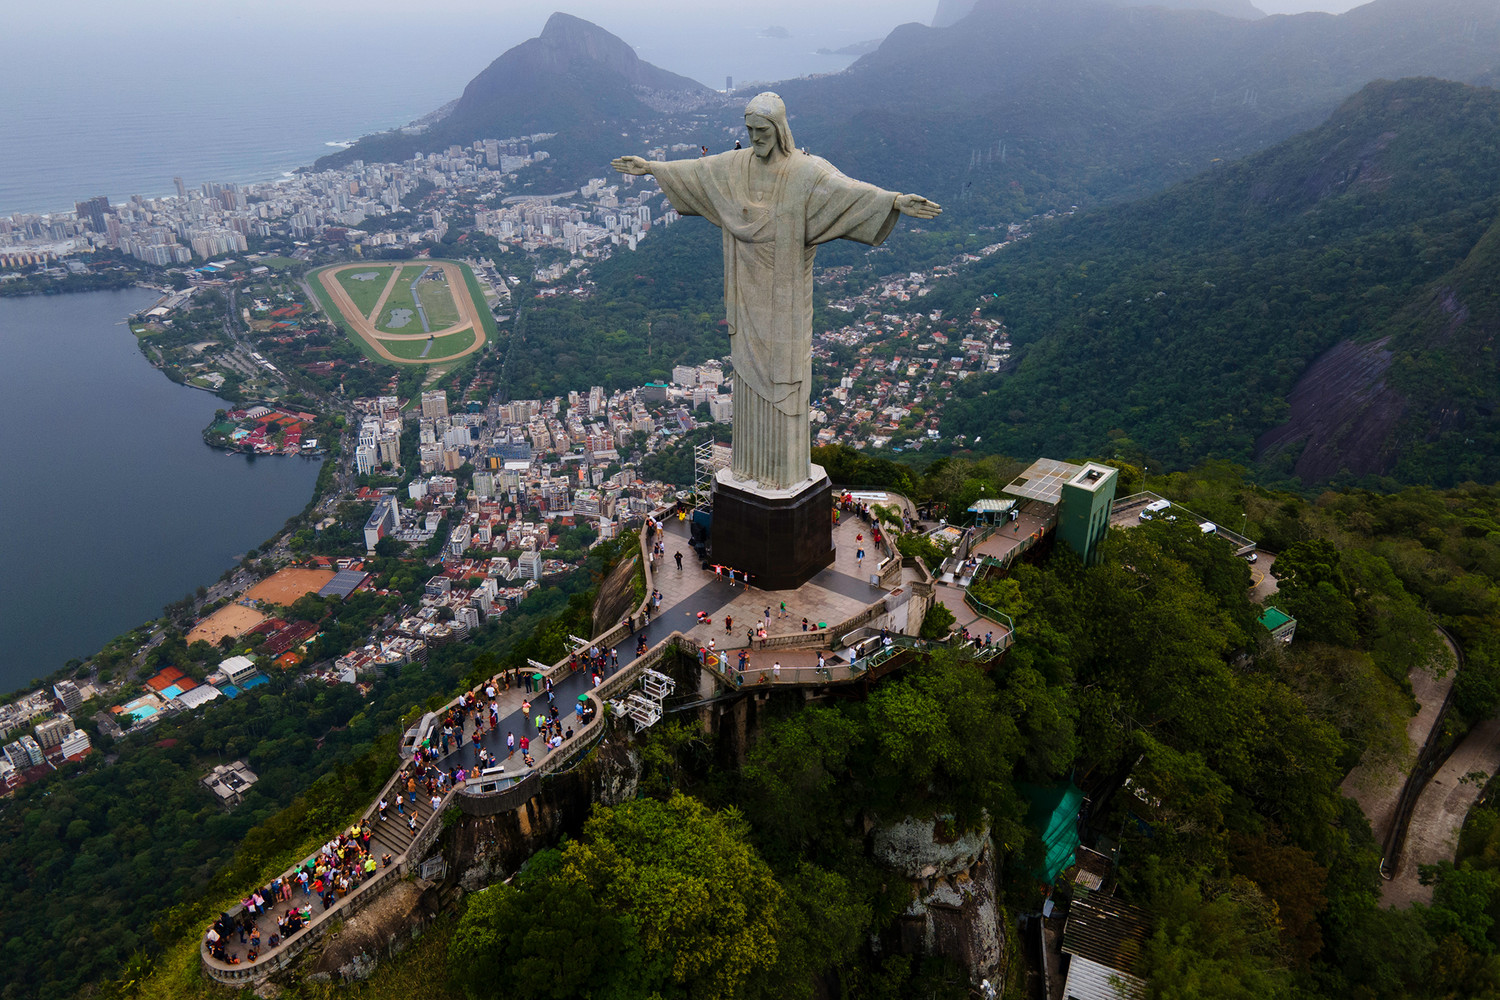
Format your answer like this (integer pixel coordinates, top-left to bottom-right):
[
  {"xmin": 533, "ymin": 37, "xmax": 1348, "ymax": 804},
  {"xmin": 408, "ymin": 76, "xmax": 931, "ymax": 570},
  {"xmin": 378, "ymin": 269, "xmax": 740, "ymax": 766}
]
[
  {"xmin": 895, "ymin": 193, "xmax": 942, "ymax": 219},
  {"xmin": 611, "ymin": 156, "xmax": 653, "ymax": 176}
]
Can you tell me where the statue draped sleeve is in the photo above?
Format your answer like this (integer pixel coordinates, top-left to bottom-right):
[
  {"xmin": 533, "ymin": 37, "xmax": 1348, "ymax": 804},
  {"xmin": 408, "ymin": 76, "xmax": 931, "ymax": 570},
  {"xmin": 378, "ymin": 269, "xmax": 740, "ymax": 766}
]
[{"xmin": 649, "ymin": 151, "xmax": 901, "ymax": 489}]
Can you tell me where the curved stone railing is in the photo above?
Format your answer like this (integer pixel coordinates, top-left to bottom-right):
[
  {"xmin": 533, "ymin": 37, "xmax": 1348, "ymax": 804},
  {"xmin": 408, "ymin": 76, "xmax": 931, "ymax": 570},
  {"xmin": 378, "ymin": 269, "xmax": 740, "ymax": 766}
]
[
  {"xmin": 456, "ymin": 631, "xmax": 697, "ymax": 811},
  {"xmin": 200, "ymin": 778, "xmax": 457, "ymax": 985},
  {"xmin": 197, "ymin": 519, "xmax": 679, "ymax": 985},
  {"xmin": 199, "ymin": 497, "xmax": 928, "ymax": 984}
]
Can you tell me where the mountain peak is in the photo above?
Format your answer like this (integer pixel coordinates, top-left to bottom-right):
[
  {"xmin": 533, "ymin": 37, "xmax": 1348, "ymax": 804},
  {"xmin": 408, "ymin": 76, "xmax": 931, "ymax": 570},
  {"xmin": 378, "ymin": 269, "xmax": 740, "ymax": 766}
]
[
  {"xmin": 536, "ymin": 11, "xmax": 641, "ymax": 68},
  {"xmin": 459, "ymin": 11, "xmax": 706, "ymax": 98}
]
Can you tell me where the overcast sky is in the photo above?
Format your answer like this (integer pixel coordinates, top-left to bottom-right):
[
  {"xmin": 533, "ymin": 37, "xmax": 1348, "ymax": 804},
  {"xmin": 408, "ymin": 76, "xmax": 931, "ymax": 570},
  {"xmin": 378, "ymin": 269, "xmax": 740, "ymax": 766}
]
[{"xmin": 10, "ymin": 0, "xmax": 1378, "ymax": 105}]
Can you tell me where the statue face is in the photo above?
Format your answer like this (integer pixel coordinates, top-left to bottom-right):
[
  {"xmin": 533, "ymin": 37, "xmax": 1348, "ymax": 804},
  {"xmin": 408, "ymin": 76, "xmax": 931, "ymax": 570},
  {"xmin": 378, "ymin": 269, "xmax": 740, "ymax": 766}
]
[{"xmin": 745, "ymin": 115, "xmax": 778, "ymax": 159}]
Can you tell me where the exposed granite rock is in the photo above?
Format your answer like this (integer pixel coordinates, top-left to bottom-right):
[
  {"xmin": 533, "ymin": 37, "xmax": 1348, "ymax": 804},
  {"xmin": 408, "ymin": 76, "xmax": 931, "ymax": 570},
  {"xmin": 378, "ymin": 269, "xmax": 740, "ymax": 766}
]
[
  {"xmin": 873, "ymin": 815, "xmax": 1003, "ymax": 986},
  {"xmin": 302, "ymin": 878, "xmax": 441, "ymax": 982}
]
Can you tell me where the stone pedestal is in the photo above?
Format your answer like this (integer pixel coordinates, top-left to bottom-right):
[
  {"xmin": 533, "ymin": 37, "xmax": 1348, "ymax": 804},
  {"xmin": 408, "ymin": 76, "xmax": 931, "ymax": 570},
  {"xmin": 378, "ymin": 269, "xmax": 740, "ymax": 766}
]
[{"xmin": 711, "ymin": 466, "xmax": 833, "ymax": 592}]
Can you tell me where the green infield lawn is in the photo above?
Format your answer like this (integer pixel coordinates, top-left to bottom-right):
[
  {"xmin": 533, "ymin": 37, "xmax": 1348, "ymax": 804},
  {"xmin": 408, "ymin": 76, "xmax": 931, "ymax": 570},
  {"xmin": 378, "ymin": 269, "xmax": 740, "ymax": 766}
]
[
  {"xmin": 415, "ymin": 274, "xmax": 462, "ymax": 329},
  {"xmin": 375, "ymin": 266, "xmax": 424, "ymax": 333},
  {"xmin": 335, "ymin": 265, "xmax": 396, "ymax": 318},
  {"xmin": 384, "ymin": 328, "xmax": 476, "ymax": 360}
]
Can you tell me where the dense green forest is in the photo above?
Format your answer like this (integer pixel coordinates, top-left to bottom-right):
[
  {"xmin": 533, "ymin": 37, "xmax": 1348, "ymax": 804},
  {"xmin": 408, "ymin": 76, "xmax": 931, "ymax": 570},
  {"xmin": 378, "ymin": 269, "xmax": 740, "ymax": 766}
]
[
  {"xmin": 440, "ymin": 462, "xmax": 1500, "ymax": 1000},
  {"xmin": 447, "ymin": 468, "xmax": 1500, "ymax": 1000},
  {"xmin": 929, "ymin": 78, "xmax": 1500, "ymax": 487}
]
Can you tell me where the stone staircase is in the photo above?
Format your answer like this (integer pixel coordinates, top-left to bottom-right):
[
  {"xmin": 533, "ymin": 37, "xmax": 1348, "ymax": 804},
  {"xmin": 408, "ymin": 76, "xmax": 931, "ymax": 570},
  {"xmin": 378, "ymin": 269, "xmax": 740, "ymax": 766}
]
[{"xmin": 365, "ymin": 790, "xmax": 440, "ymax": 863}]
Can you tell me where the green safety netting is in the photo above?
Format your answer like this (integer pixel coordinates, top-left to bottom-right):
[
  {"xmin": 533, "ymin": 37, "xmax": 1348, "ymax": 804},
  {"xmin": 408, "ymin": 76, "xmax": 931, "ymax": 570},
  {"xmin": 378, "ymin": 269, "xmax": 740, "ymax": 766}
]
[{"xmin": 1020, "ymin": 781, "xmax": 1084, "ymax": 884}]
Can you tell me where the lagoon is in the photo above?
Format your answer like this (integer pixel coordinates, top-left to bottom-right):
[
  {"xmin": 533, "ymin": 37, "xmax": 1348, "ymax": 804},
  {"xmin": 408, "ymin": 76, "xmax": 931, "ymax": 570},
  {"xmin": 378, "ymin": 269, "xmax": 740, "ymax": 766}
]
[{"xmin": 0, "ymin": 288, "xmax": 322, "ymax": 696}]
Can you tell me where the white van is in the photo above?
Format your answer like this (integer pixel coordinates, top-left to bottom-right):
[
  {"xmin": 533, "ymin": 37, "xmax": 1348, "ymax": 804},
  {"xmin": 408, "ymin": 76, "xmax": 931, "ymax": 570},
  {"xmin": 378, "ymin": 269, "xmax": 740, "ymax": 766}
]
[
  {"xmin": 1139, "ymin": 499, "xmax": 1171, "ymax": 521},
  {"xmin": 1200, "ymin": 522, "xmax": 1217, "ymax": 535}
]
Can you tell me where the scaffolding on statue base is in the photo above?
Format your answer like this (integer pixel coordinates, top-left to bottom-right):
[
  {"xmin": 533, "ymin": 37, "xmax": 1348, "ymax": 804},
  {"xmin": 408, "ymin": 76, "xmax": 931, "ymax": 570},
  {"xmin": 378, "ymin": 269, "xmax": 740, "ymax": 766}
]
[
  {"xmin": 609, "ymin": 668, "xmax": 677, "ymax": 732},
  {"xmin": 693, "ymin": 439, "xmax": 719, "ymax": 510}
]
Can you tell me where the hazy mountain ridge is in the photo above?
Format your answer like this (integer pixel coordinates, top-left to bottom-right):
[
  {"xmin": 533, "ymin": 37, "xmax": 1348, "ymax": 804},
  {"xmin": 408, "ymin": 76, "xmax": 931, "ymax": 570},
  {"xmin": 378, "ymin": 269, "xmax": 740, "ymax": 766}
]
[
  {"xmin": 323, "ymin": 0, "xmax": 1500, "ymax": 215},
  {"xmin": 318, "ymin": 13, "xmax": 712, "ymax": 174},
  {"xmin": 771, "ymin": 0, "xmax": 1500, "ymax": 217},
  {"xmin": 932, "ymin": 77, "xmax": 1500, "ymax": 486}
]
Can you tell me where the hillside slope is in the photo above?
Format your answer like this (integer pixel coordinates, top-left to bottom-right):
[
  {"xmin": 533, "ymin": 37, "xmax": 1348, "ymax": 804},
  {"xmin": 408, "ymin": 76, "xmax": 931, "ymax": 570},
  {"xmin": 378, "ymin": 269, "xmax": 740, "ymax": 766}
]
[
  {"xmin": 319, "ymin": 13, "xmax": 713, "ymax": 175},
  {"xmin": 933, "ymin": 78, "xmax": 1500, "ymax": 486},
  {"xmin": 321, "ymin": 1, "xmax": 1500, "ymax": 220},
  {"xmin": 776, "ymin": 0, "xmax": 1500, "ymax": 218}
]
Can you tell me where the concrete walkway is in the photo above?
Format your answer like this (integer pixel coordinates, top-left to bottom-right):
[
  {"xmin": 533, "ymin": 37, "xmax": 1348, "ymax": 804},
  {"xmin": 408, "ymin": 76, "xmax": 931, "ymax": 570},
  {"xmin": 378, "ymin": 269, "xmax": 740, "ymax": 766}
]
[
  {"xmin": 1341, "ymin": 654, "xmax": 1455, "ymax": 859},
  {"xmin": 434, "ymin": 513, "xmax": 915, "ymax": 775},
  {"xmin": 203, "ymin": 503, "xmax": 936, "ymax": 980}
]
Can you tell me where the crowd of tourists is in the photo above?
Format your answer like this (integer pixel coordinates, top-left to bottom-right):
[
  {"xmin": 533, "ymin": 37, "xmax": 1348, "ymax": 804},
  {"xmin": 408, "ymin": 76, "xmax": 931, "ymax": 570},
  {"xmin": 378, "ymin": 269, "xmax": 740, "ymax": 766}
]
[{"xmin": 203, "ymin": 822, "xmax": 395, "ymax": 965}]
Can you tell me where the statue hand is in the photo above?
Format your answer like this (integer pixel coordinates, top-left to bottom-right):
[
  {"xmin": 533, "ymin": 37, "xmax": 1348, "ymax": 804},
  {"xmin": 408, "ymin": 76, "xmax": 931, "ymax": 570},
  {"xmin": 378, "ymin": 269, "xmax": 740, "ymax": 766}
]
[
  {"xmin": 895, "ymin": 194, "xmax": 942, "ymax": 219},
  {"xmin": 611, "ymin": 156, "xmax": 652, "ymax": 176}
]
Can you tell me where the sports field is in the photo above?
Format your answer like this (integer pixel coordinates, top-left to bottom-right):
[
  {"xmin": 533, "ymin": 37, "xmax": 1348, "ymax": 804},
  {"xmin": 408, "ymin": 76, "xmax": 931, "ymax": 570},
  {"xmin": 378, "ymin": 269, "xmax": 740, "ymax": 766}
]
[
  {"xmin": 310, "ymin": 259, "xmax": 490, "ymax": 366},
  {"xmin": 187, "ymin": 605, "xmax": 268, "ymax": 645},
  {"xmin": 244, "ymin": 567, "xmax": 337, "ymax": 604},
  {"xmin": 375, "ymin": 268, "xmax": 424, "ymax": 334},
  {"xmin": 336, "ymin": 266, "xmax": 396, "ymax": 317},
  {"xmin": 416, "ymin": 272, "xmax": 462, "ymax": 328}
]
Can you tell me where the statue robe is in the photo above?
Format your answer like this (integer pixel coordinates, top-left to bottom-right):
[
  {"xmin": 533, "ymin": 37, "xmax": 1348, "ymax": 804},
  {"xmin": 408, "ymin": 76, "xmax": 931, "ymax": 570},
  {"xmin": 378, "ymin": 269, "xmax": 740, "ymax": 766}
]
[{"xmin": 652, "ymin": 149, "xmax": 900, "ymax": 490}]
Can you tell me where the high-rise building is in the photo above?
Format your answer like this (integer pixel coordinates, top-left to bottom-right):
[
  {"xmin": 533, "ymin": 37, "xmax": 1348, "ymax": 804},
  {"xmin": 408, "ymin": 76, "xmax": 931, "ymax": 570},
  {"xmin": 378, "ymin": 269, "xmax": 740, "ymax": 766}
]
[
  {"xmin": 363, "ymin": 495, "xmax": 403, "ymax": 552},
  {"xmin": 421, "ymin": 390, "xmax": 449, "ymax": 421},
  {"xmin": 53, "ymin": 680, "xmax": 83, "ymax": 713},
  {"xmin": 74, "ymin": 196, "xmax": 110, "ymax": 233},
  {"xmin": 174, "ymin": 177, "xmax": 187, "ymax": 199},
  {"xmin": 34, "ymin": 716, "xmax": 73, "ymax": 750}
]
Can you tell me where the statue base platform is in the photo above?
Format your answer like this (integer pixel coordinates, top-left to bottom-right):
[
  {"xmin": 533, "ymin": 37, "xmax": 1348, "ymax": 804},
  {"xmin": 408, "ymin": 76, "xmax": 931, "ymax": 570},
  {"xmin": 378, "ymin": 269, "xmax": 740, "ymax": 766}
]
[{"xmin": 711, "ymin": 467, "xmax": 834, "ymax": 592}]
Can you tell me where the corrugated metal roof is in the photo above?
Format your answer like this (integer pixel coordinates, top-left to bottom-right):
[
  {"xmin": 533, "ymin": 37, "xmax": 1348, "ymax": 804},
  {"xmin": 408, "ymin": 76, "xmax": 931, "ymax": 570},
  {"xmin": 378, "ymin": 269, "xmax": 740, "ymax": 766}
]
[
  {"xmin": 1063, "ymin": 955, "xmax": 1148, "ymax": 1000},
  {"xmin": 1061, "ymin": 888, "xmax": 1153, "ymax": 976},
  {"xmin": 1259, "ymin": 607, "xmax": 1294, "ymax": 630},
  {"xmin": 319, "ymin": 569, "xmax": 368, "ymax": 599}
]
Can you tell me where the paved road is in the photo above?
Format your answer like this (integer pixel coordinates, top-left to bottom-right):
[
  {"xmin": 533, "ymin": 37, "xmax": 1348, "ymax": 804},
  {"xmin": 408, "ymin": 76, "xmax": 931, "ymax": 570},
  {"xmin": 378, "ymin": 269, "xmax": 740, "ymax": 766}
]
[
  {"xmin": 1384, "ymin": 716, "xmax": 1500, "ymax": 907},
  {"xmin": 1248, "ymin": 552, "xmax": 1279, "ymax": 602}
]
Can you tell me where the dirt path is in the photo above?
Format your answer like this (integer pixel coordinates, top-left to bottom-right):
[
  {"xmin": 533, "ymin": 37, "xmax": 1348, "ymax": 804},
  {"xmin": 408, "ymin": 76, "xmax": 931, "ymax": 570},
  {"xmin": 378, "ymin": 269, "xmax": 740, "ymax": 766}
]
[
  {"xmin": 367, "ymin": 265, "xmax": 404, "ymax": 326},
  {"xmin": 315, "ymin": 261, "xmax": 487, "ymax": 364},
  {"xmin": 1383, "ymin": 716, "xmax": 1500, "ymax": 907}
]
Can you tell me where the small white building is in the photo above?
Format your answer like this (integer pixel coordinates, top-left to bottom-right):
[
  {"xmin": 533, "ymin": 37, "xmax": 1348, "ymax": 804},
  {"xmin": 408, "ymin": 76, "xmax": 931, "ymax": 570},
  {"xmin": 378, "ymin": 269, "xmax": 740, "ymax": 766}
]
[
  {"xmin": 58, "ymin": 729, "xmax": 91, "ymax": 760},
  {"xmin": 219, "ymin": 655, "xmax": 259, "ymax": 687}
]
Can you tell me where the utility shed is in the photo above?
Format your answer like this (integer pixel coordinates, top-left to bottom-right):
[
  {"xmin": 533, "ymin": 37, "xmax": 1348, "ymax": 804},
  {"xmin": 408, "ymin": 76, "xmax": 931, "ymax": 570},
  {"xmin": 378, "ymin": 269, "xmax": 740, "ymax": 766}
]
[
  {"xmin": 1061, "ymin": 888, "xmax": 1153, "ymax": 1000},
  {"xmin": 1259, "ymin": 606, "xmax": 1297, "ymax": 643}
]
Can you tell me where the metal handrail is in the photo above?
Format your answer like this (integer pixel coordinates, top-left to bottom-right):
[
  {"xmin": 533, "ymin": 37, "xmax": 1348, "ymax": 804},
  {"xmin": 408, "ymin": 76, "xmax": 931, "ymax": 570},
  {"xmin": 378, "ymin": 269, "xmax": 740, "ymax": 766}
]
[{"xmin": 962, "ymin": 591, "xmax": 1016, "ymax": 635}]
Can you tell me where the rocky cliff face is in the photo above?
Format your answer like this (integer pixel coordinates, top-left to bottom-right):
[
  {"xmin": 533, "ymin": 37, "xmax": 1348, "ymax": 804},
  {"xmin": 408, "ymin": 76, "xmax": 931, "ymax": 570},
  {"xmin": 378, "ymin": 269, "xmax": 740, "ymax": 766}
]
[
  {"xmin": 448, "ymin": 738, "xmax": 640, "ymax": 892},
  {"xmin": 873, "ymin": 815, "xmax": 1005, "ymax": 985},
  {"xmin": 303, "ymin": 879, "xmax": 444, "ymax": 983}
]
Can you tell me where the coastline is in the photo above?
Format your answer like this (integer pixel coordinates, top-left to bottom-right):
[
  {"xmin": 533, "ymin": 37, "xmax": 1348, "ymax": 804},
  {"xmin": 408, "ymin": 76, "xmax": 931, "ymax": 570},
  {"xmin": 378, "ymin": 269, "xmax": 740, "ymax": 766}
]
[{"xmin": 0, "ymin": 287, "xmax": 334, "ymax": 698}]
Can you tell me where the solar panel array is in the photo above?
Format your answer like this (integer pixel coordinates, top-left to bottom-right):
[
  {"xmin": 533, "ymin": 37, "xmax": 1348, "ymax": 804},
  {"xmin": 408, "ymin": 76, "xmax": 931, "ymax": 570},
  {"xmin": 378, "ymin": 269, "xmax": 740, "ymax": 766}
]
[{"xmin": 1002, "ymin": 457, "xmax": 1086, "ymax": 504}]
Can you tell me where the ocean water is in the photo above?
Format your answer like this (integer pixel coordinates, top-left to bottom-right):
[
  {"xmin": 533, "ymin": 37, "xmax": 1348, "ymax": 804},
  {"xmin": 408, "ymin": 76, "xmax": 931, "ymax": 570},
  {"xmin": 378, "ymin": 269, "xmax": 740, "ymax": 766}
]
[
  {"xmin": 0, "ymin": 289, "xmax": 322, "ymax": 696},
  {"xmin": 1, "ymin": 4, "xmax": 899, "ymax": 217}
]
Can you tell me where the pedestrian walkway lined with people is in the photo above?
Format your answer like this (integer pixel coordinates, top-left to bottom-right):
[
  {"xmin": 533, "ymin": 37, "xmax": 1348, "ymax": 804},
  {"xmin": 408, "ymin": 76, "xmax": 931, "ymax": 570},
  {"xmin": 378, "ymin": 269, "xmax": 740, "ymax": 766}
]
[{"xmin": 200, "ymin": 496, "xmax": 941, "ymax": 980}]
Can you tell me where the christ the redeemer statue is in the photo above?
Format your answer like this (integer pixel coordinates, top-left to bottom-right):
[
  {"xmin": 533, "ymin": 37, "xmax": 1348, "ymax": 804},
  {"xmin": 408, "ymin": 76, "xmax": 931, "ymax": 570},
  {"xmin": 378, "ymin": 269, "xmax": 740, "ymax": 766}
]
[{"xmin": 614, "ymin": 92, "xmax": 940, "ymax": 492}]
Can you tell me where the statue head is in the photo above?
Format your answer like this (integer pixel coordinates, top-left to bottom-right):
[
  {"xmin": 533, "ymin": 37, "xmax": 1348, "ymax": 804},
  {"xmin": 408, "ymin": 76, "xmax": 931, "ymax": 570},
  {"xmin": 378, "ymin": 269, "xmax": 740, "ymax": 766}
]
[{"xmin": 743, "ymin": 92, "xmax": 795, "ymax": 159}]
